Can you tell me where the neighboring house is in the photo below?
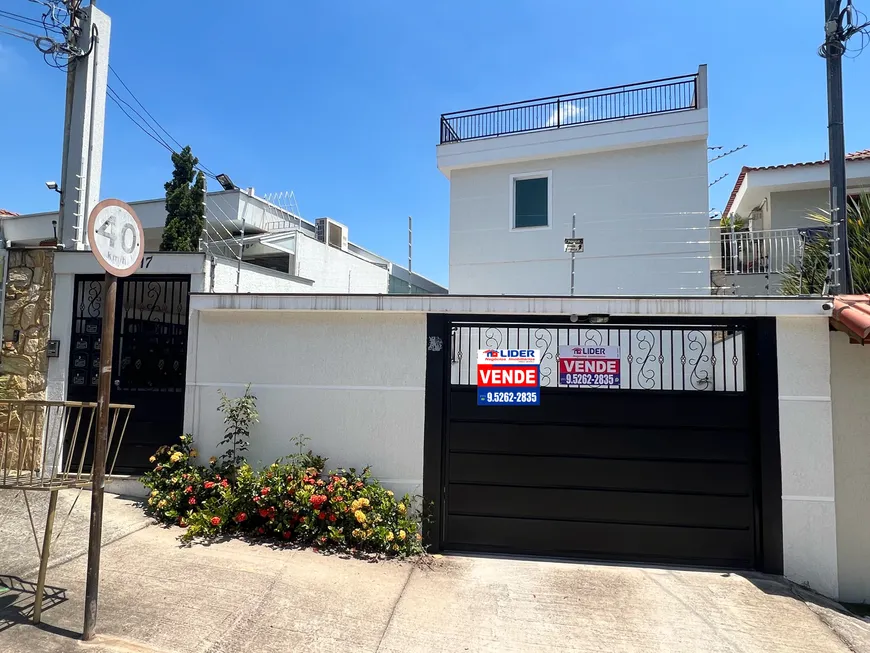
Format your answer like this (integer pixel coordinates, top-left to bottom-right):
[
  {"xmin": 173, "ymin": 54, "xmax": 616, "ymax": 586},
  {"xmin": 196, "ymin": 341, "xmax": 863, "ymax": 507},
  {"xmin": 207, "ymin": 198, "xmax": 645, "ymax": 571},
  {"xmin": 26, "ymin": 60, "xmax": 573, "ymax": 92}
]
[
  {"xmin": 4, "ymin": 188, "xmax": 445, "ymax": 295},
  {"xmin": 714, "ymin": 150, "xmax": 870, "ymax": 295},
  {"xmin": 437, "ymin": 66, "xmax": 709, "ymax": 295}
]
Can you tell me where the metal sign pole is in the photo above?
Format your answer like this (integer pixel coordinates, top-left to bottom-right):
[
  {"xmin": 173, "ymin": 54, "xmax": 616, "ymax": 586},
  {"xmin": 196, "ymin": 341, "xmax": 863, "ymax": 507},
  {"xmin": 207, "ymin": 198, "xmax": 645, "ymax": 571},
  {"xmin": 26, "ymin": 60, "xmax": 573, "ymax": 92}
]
[
  {"xmin": 570, "ymin": 213, "xmax": 576, "ymax": 296},
  {"xmin": 80, "ymin": 197, "xmax": 143, "ymax": 641},
  {"xmin": 83, "ymin": 271, "xmax": 117, "ymax": 641}
]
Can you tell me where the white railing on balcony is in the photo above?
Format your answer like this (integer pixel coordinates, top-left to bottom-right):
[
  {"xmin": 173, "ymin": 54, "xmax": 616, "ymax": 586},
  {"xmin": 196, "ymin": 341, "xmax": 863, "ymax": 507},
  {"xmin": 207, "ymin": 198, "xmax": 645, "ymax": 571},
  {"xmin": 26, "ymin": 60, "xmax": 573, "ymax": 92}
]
[{"xmin": 721, "ymin": 228, "xmax": 803, "ymax": 275}]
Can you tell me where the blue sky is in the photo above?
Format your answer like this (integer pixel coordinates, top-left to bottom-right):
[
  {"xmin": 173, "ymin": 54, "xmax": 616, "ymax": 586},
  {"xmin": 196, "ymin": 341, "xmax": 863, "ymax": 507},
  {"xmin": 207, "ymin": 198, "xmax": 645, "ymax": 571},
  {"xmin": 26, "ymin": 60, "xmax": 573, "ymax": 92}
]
[{"xmin": 2, "ymin": 1, "xmax": 869, "ymax": 286}]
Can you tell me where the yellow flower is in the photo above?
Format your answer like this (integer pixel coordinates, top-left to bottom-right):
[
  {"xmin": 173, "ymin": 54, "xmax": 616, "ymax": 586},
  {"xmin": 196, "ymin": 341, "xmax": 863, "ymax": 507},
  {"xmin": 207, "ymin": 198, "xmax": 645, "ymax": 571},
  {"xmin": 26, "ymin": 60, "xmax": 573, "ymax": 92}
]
[
  {"xmin": 354, "ymin": 510, "xmax": 367, "ymax": 524},
  {"xmin": 398, "ymin": 530, "xmax": 406, "ymax": 541},
  {"xmin": 209, "ymin": 456, "xmax": 217, "ymax": 465},
  {"xmin": 397, "ymin": 503, "xmax": 406, "ymax": 515},
  {"xmin": 147, "ymin": 497, "xmax": 154, "ymax": 505},
  {"xmin": 150, "ymin": 490, "xmax": 158, "ymax": 497},
  {"xmin": 386, "ymin": 532, "xmax": 394, "ymax": 542},
  {"xmin": 416, "ymin": 533, "xmax": 422, "ymax": 541},
  {"xmin": 387, "ymin": 490, "xmax": 394, "ymax": 497},
  {"xmin": 392, "ymin": 544, "xmax": 400, "ymax": 551},
  {"xmin": 366, "ymin": 528, "xmax": 373, "ymax": 537},
  {"xmin": 157, "ymin": 500, "xmax": 167, "ymax": 509},
  {"xmin": 351, "ymin": 499, "xmax": 360, "ymax": 511},
  {"xmin": 149, "ymin": 456, "xmax": 156, "ymax": 463},
  {"xmin": 170, "ymin": 451, "xmax": 184, "ymax": 463},
  {"xmin": 190, "ymin": 448, "xmax": 199, "ymax": 458}
]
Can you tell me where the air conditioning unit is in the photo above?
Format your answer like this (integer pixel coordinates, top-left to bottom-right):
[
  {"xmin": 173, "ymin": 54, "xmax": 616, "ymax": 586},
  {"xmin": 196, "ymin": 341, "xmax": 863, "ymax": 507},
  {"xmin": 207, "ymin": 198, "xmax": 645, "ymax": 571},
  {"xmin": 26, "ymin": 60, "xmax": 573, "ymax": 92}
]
[{"xmin": 315, "ymin": 217, "xmax": 349, "ymax": 251}]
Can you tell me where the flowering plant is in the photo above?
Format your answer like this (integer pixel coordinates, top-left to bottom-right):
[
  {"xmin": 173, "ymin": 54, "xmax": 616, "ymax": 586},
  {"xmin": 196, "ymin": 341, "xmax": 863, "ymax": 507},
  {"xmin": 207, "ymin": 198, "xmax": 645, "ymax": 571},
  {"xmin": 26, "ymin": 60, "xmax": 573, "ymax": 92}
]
[{"xmin": 142, "ymin": 434, "xmax": 424, "ymax": 556}]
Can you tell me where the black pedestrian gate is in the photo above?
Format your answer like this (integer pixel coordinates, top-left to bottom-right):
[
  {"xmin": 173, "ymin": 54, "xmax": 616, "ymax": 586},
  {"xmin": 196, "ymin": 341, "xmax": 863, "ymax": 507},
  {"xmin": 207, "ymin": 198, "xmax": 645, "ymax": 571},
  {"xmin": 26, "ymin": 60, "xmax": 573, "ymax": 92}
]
[
  {"xmin": 67, "ymin": 275, "xmax": 190, "ymax": 473},
  {"xmin": 423, "ymin": 316, "xmax": 783, "ymax": 573}
]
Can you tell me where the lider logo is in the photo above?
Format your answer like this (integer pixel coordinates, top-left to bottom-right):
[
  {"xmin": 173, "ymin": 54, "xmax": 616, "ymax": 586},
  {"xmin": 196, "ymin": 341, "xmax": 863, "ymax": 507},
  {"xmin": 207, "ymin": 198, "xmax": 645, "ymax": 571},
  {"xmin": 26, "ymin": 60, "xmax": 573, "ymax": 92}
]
[{"xmin": 476, "ymin": 349, "xmax": 540, "ymax": 365}]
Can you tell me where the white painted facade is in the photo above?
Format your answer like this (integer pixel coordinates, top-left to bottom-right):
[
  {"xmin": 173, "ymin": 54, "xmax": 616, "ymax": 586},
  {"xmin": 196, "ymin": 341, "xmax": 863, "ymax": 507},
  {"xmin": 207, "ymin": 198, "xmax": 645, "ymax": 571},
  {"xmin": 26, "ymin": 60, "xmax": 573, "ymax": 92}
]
[
  {"xmin": 829, "ymin": 332, "xmax": 870, "ymax": 603},
  {"xmin": 208, "ymin": 256, "xmax": 315, "ymax": 294},
  {"xmin": 437, "ymin": 67, "xmax": 709, "ymax": 296},
  {"xmin": 775, "ymin": 317, "xmax": 838, "ymax": 598},
  {"xmin": 294, "ymin": 234, "xmax": 390, "ymax": 294},
  {"xmin": 183, "ymin": 310, "xmax": 426, "ymax": 498}
]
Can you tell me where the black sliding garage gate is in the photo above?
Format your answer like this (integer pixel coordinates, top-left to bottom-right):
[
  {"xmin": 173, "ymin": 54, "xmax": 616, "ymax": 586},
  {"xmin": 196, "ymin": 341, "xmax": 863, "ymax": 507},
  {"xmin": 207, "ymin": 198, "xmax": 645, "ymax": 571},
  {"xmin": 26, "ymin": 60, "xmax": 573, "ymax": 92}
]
[{"xmin": 423, "ymin": 316, "xmax": 782, "ymax": 573}]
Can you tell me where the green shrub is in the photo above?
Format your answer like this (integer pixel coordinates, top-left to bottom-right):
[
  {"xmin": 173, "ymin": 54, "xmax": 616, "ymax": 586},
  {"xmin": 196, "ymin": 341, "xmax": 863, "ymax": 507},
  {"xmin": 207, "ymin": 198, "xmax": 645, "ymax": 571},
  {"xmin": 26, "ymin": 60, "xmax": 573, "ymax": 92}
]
[{"xmin": 142, "ymin": 434, "xmax": 424, "ymax": 556}]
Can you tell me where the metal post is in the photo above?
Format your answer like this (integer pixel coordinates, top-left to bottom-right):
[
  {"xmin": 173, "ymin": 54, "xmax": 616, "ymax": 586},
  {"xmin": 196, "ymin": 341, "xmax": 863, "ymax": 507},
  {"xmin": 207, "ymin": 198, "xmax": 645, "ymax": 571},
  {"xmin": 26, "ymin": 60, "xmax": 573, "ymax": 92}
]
[
  {"xmin": 408, "ymin": 216, "xmax": 412, "ymax": 294},
  {"xmin": 83, "ymin": 271, "xmax": 116, "ymax": 641},
  {"xmin": 33, "ymin": 489, "xmax": 59, "ymax": 623},
  {"xmin": 570, "ymin": 213, "xmax": 576, "ymax": 296},
  {"xmin": 824, "ymin": 0, "xmax": 853, "ymax": 293},
  {"xmin": 235, "ymin": 218, "xmax": 245, "ymax": 294}
]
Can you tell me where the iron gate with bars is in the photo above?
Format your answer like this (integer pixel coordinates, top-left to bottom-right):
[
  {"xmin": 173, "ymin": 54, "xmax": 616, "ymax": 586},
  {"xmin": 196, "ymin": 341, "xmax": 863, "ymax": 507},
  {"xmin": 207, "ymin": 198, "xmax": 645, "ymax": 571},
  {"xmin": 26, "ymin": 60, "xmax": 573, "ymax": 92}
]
[
  {"xmin": 424, "ymin": 316, "xmax": 783, "ymax": 572},
  {"xmin": 450, "ymin": 322, "xmax": 745, "ymax": 392},
  {"xmin": 67, "ymin": 275, "xmax": 190, "ymax": 472}
]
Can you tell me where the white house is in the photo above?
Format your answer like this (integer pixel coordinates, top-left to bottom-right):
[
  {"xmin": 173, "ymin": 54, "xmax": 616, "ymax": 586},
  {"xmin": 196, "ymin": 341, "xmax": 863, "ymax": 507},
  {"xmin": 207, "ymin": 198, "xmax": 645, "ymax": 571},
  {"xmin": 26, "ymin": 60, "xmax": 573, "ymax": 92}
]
[
  {"xmin": 437, "ymin": 66, "xmax": 710, "ymax": 295},
  {"xmin": 714, "ymin": 149, "xmax": 870, "ymax": 295},
  {"xmin": 2, "ymin": 188, "xmax": 445, "ymax": 296}
]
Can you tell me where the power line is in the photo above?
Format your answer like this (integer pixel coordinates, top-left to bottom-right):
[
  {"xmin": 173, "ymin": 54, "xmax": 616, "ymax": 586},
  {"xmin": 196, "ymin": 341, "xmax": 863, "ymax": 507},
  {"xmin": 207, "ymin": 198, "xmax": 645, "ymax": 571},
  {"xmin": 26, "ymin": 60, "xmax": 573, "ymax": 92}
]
[
  {"xmin": 0, "ymin": 9, "xmax": 62, "ymax": 33},
  {"xmin": 107, "ymin": 64, "xmax": 219, "ymax": 179},
  {"xmin": 106, "ymin": 89, "xmax": 173, "ymax": 154},
  {"xmin": 106, "ymin": 87, "xmax": 218, "ymax": 180}
]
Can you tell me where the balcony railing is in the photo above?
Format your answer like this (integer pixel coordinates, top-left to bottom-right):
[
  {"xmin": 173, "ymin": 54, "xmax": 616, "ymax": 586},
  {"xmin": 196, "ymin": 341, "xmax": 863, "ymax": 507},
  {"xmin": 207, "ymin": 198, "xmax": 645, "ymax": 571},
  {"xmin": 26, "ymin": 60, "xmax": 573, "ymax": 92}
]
[
  {"xmin": 720, "ymin": 228, "xmax": 804, "ymax": 275},
  {"xmin": 440, "ymin": 73, "xmax": 699, "ymax": 144}
]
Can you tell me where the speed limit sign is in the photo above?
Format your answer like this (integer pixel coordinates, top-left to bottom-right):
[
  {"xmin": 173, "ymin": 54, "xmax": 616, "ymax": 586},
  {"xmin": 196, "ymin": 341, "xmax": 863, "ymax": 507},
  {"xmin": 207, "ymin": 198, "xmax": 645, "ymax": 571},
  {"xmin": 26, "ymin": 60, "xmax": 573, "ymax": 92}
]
[{"xmin": 87, "ymin": 199, "xmax": 145, "ymax": 277}]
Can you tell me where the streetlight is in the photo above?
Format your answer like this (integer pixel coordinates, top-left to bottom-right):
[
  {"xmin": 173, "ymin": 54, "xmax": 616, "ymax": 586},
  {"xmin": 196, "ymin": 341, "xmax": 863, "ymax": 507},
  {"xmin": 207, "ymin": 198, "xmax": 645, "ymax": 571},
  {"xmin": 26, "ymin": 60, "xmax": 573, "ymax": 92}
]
[{"xmin": 45, "ymin": 181, "xmax": 61, "ymax": 194}]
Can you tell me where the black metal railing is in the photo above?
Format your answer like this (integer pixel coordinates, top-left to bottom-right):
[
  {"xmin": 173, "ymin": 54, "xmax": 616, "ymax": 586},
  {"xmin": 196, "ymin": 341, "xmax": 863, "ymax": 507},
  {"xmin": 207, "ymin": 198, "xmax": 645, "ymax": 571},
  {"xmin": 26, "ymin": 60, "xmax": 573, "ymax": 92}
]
[
  {"xmin": 450, "ymin": 322, "xmax": 744, "ymax": 392},
  {"xmin": 440, "ymin": 73, "xmax": 699, "ymax": 144}
]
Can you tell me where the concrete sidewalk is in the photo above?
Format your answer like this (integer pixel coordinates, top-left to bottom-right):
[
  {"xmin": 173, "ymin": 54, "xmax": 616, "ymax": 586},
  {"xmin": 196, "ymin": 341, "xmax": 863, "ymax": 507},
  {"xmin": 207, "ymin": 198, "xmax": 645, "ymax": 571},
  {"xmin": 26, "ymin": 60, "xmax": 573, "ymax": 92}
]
[{"xmin": 2, "ymin": 494, "xmax": 870, "ymax": 653}]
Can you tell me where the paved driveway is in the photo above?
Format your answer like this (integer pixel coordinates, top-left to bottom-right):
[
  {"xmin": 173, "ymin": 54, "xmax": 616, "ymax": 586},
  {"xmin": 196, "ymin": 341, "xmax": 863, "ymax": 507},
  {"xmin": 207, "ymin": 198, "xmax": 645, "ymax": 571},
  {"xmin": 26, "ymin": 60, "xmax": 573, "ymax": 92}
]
[{"xmin": 1, "ymin": 490, "xmax": 869, "ymax": 653}]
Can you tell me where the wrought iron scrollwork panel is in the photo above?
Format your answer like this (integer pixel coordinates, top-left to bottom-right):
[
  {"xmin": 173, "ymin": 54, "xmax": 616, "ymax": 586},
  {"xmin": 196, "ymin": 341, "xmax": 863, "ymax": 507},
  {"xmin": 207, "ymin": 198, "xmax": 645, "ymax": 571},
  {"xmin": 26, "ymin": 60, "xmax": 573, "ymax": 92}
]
[{"xmin": 449, "ymin": 322, "xmax": 745, "ymax": 393}]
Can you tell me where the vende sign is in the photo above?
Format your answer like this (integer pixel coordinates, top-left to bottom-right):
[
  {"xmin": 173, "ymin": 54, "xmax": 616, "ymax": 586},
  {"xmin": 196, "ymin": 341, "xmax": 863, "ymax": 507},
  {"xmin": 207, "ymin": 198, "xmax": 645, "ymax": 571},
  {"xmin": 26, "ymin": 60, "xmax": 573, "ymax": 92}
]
[
  {"xmin": 558, "ymin": 345, "xmax": 621, "ymax": 387},
  {"xmin": 477, "ymin": 365, "xmax": 539, "ymax": 387},
  {"xmin": 476, "ymin": 348, "xmax": 541, "ymax": 406}
]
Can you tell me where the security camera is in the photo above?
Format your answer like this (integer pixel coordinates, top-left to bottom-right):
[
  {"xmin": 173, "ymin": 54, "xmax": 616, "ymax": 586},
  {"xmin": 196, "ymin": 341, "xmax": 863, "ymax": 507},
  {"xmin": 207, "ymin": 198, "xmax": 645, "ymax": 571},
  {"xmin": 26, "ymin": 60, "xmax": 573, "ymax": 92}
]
[
  {"xmin": 569, "ymin": 314, "xmax": 579, "ymax": 323},
  {"xmin": 822, "ymin": 302, "xmax": 833, "ymax": 311}
]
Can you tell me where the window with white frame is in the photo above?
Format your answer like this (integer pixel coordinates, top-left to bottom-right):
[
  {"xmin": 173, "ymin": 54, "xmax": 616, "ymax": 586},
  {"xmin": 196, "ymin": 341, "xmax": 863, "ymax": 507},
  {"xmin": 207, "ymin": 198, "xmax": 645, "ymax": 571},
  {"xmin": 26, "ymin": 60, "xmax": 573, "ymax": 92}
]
[{"xmin": 511, "ymin": 172, "xmax": 550, "ymax": 229}]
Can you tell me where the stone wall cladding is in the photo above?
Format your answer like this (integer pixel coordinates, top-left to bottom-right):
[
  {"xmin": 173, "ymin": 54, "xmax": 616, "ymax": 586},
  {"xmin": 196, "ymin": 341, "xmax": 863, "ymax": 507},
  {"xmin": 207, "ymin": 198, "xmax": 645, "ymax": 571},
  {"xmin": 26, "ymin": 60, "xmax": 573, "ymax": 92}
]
[{"xmin": 0, "ymin": 249, "xmax": 54, "ymax": 471}]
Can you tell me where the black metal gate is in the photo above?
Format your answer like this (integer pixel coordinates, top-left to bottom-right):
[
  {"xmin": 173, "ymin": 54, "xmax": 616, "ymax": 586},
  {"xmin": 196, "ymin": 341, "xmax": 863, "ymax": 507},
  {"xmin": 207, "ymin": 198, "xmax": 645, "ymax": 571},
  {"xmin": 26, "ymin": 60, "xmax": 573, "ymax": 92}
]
[
  {"xmin": 67, "ymin": 275, "xmax": 190, "ymax": 473},
  {"xmin": 423, "ymin": 316, "xmax": 783, "ymax": 573}
]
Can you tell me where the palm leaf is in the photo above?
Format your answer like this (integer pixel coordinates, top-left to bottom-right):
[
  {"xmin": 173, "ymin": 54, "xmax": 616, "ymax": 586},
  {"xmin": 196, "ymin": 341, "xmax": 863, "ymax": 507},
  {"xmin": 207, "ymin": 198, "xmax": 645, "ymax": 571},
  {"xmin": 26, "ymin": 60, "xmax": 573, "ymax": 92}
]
[{"xmin": 781, "ymin": 193, "xmax": 870, "ymax": 295}]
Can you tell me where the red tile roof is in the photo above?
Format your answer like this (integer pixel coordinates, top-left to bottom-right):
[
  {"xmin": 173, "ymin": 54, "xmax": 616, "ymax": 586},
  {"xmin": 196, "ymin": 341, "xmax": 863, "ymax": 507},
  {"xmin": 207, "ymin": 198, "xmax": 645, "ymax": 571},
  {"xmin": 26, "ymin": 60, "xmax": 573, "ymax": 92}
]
[
  {"xmin": 830, "ymin": 295, "xmax": 870, "ymax": 343},
  {"xmin": 0, "ymin": 209, "xmax": 18, "ymax": 217},
  {"xmin": 723, "ymin": 150, "xmax": 870, "ymax": 218}
]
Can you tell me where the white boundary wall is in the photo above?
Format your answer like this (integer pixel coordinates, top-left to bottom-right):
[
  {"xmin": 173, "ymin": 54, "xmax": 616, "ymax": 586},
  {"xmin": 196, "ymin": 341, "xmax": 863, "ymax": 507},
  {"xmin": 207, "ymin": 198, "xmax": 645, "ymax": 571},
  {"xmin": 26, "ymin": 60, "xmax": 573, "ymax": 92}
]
[
  {"xmin": 183, "ymin": 310, "xmax": 427, "ymax": 497},
  {"xmin": 775, "ymin": 317, "xmax": 838, "ymax": 598},
  {"xmin": 830, "ymin": 331, "xmax": 870, "ymax": 603},
  {"xmin": 184, "ymin": 294, "xmax": 870, "ymax": 601}
]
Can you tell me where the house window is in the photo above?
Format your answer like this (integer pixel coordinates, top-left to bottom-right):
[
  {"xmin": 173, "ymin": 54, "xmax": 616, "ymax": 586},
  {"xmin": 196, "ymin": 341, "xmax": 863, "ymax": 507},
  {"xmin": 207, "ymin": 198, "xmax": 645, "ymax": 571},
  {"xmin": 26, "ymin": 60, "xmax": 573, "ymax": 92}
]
[{"xmin": 512, "ymin": 173, "xmax": 550, "ymax": 229}]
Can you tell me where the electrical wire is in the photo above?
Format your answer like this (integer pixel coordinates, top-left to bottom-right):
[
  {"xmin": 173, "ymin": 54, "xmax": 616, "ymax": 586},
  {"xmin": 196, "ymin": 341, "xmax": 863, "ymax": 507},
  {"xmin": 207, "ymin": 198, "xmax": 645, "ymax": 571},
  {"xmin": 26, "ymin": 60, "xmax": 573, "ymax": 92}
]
[
  {"xmin": 106, "ymin": 90, "xmax": 174, "ymax": 155},
  {"xmin": 106, "ymin": 84, "xmax": 218, "ymax": 180},
  {"xmin": 0, "ymin": 8, "xmax": 61, "ymax": 33},
  {"xmin": 106, "ymin": 66, "xmax": 220, "ymax": 179}
]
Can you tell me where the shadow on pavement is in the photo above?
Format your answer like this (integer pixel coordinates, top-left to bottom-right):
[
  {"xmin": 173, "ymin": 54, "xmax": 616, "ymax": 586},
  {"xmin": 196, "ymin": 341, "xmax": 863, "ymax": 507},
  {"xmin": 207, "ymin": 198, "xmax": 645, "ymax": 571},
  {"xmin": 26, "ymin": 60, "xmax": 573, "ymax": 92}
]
[{"xmin": 0, "ymin": 574, "xmax": 79, "ymax": 640}]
